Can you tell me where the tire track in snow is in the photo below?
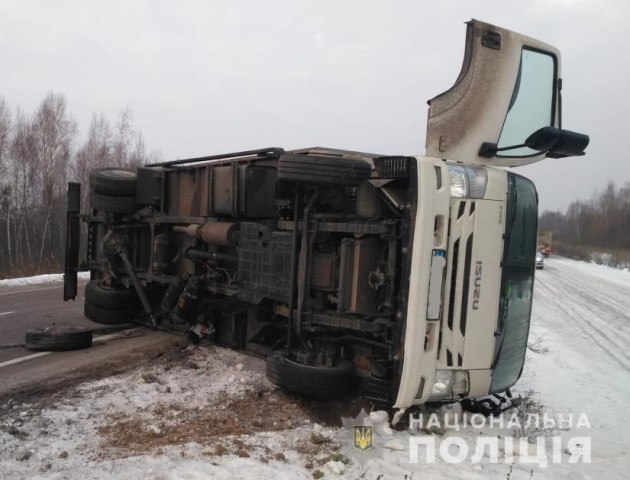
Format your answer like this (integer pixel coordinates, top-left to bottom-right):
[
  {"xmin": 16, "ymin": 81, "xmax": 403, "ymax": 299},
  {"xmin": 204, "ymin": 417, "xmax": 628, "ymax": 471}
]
[
  {"xmin": 550, "ymin": 264, "xmax": 630, "ymax": 318},
  {"xmin": 536, "ymin": 267, "xmax": 630, "ymax": 367},
  {"xmin": 535, "ymin": 280, "xmax": 630, "ymax": 371},
  {"xmin": 544, "ymin": 262, "xmax": 630, "ymax": 349},
  {"xmin": 534, "ymin": 260, "xmax": 630, "ymax": 370}
]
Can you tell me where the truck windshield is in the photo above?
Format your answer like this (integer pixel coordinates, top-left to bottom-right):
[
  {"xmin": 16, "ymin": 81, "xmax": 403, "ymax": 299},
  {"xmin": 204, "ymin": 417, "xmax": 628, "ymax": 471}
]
[{"xmin": 490, "ymin": 173, "xmax": 538, "ymax": 393}]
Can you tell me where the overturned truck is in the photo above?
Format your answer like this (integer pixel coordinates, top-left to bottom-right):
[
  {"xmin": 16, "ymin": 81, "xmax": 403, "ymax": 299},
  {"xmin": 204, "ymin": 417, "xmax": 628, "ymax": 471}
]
[{"xmin": 63, "ymin": 20, "xmax": 588, "ymax": 416}]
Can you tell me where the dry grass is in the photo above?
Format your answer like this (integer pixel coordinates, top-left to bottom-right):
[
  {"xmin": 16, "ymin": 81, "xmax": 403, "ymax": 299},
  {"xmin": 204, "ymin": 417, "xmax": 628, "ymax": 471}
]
[{"xmin": 96, "ymin": 392, "xmax": 307, "ymax": 456}]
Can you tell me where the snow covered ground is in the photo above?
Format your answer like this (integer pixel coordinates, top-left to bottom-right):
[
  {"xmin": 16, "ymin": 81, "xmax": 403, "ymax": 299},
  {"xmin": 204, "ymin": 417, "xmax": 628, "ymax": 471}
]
[
  {"xmin": 0, "ymin": 272, "xmax": 90, "ymax": 288},
  {"xmin": 1, "ymin": 257, "xmax": 629, "ymax": 479}
]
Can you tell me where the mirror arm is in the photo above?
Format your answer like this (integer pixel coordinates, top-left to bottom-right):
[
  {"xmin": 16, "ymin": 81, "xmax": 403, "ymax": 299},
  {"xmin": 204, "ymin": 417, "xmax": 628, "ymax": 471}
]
[{"xmin": 479, "ymin": 142, "xmax": 528, "ymax": 158}]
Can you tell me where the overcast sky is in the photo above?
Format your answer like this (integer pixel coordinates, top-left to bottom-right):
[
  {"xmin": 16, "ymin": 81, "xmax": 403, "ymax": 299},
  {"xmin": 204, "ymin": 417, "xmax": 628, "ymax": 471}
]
[{"xmin": 1, "ymin": 0, "xmax": 628, "ymax": 212}]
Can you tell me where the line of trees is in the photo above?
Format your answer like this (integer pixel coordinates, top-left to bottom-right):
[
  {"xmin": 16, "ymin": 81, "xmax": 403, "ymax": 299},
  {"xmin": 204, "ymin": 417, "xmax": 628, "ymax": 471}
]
[
  {"xmin": 539, "ymin": 181, "xmax": 630, "ymax": 265},
  {"xmin": 0, "ymin": 92, "xmax": 160, "ymax": 278},
  {"xmin": 2, "ymin": 93, "xmax": 626, "ymax": 277}
]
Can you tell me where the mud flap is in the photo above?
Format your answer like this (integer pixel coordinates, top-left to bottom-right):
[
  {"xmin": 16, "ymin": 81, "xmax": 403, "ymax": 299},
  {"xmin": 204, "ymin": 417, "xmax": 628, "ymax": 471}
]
[{"xmin": 63, "ymin": 182, "xmax": 81, "ymax": 301}]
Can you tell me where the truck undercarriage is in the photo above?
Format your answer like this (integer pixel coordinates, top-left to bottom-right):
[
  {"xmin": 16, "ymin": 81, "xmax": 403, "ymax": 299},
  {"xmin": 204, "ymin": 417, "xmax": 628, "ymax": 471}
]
[{"xmin": 66, "ymin": 147, "xmax": 418, "ymax": 403}]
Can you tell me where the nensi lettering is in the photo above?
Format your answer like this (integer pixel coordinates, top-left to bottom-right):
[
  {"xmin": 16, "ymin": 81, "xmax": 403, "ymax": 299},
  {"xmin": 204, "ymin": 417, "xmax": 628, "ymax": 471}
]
[{"xmin": 473, "ymin": 261, "xmax": 482, "ymax": 310}]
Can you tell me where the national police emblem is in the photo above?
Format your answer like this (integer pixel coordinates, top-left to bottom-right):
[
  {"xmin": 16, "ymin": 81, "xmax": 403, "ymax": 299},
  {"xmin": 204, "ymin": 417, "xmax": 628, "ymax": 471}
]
[
  {"xmin": 354, "ymin": 425, "xmax": 373, "ymax": 450},
  {"xmin": 341, "ymin": 409, "xmax": 385, "ymax": 468}
]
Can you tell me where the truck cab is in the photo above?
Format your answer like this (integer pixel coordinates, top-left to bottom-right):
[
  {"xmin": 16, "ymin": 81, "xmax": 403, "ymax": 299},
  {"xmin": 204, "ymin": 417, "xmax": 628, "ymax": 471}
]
[{"xmin": 63, "ymin": 20, "xmax": 587, "ymax": 414}]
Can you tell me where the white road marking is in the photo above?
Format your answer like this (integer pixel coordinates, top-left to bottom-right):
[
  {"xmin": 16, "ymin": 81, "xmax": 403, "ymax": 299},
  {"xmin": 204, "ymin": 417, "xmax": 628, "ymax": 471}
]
[
  {"xmin": 0, "ymin": 352, "xmax": 51, "ymax": 368},
  {"xmin": 0, "ymin": 311, "xmax": 15, "ymax": 316},
  {"xmin": 0, "ymin": 327, "xmax": 146, "ymax": 369},
  {"xmin": 0, "ymin": 282, "xmax": 88, "ymax": 296}
]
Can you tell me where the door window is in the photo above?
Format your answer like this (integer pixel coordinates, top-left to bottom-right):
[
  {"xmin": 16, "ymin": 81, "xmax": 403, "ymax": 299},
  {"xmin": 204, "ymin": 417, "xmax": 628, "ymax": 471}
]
[{"xmin": 497, "ymin": 49, "xmax": 556, "ymax": 157}]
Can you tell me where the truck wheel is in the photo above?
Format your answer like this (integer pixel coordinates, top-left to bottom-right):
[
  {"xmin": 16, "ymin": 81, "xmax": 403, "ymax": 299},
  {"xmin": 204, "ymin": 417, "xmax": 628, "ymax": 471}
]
[
  {"xmin": 84, "ymin": 302, "xmax": 138, "ymax": 325},
  {"xmin": 91, "ymin": 192, "xmax": 137, "ymax": 213},
  {"xmin": 85, "ymin": 280, "xmax": 139, "ymax": 309},
  {"xmin": 266, "ymin": 351, "xmax": 358, "ymax": 398},
  {"xmin": 277, "ymin": 154, "xmax": 371, "ymax": 185},
  {"xmin": 25, "ymin": 326, "xmax": 93, "ymax": 351},
  {"xmin": 90, "ymin": 167, "xmax": 137, "ymax": 196}
]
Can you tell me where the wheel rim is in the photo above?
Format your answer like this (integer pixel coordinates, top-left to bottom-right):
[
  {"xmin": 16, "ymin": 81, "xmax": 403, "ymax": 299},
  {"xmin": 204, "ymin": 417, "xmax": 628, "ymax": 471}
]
[
  {"xmin": 96, "ymin": 281, "xmax": 125, "ymax": 293},
  {"xmin": 100, "ymin": 169, "xmax": 136, "ymax": 179},
  {"xmin": 37, "ymin": 326, "xmax": 89, "ymax": 334}
]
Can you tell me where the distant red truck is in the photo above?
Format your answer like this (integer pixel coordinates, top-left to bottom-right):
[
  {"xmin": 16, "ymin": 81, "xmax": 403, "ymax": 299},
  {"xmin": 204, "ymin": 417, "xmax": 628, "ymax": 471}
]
[{"xmin": 538, "ymin": 231, "xmax": 552, "ymax": 257}]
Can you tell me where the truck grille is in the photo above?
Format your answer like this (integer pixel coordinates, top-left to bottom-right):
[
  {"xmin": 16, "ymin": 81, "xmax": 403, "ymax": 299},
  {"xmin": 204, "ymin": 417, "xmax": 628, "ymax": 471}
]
[
  {"xmin": 440, "ymin": 200, "xmax": 476, "ymax": 367},
  {"xmin": 373, "ymin": 156, "xmax": 413, "ymax": 178}
]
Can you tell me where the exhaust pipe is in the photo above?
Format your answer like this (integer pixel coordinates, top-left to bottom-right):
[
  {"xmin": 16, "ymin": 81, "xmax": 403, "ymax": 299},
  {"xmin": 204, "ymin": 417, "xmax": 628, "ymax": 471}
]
[{"xmin": 173, "ymin": 222, "xmax": 238, "ymax": 246}]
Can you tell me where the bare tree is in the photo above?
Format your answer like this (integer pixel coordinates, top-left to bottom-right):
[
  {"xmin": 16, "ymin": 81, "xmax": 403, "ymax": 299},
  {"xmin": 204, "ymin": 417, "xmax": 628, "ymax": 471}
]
[
  {"xmin": 9, "ymin": 109, "xmax": 37, "ymax": 269},
  {"xmin": 0, "ymin": 97, "xmax": 10, "ymax": 177},
  {"xmin": 541, "ymin": 181, "xmax": 630, "ymax": 264},
  {"xmin": 74, "ymin": 113, "xmax": 113, "ymax": 210},
  {"xmin": 0, "ymin": 94, "xmax": 160, "ymax": 277},
  {"xmin": 128, "ymin": 131, "xmax": 147, "ymax": 167},
  {"xmin": 147, "ymin": 150, "xmax": 163, "ymax": 164},
  {"xmin": 31, "ymin": 93, "xmax": 77, "ymax": 272},
  {"xmin": 112, "ymin": 106, "xmax": 133, "ymax": 168},
  {"xmin": 0, "ymin": 97, "xmax": 12, "ymax": 270},
  {"xmin": 109, "ymin": 106, "xmax": 150, "ymax": 169}
]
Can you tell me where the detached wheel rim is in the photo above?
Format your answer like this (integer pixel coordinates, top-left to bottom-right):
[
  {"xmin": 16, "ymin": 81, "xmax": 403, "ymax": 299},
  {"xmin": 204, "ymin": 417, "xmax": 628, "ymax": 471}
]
[
  {"xmin": 25, "ymin": 326, "xmax": 93, "ymax": 351},
  {"xmin": 36, "ymin": 326, "xmax": 90, "ymax": 334}
]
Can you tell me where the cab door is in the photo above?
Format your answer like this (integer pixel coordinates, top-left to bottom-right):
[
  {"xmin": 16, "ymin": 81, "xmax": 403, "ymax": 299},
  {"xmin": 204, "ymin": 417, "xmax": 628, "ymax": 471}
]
[{"xmin": 425, "ymin": 19, "xmax": 561, "ymax": 167}]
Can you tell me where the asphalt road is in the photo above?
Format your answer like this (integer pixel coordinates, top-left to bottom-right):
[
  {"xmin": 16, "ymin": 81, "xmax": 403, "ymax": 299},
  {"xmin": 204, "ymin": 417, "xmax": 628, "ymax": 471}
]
[{"xmin": 0, "ymin": 280, "xmax": 185, "ymax": 399}]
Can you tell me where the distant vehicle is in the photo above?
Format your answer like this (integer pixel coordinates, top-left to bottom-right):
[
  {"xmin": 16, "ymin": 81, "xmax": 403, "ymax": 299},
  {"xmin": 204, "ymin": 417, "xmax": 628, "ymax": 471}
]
[
  {"xmin": 536, "ymin": 252, "xmax": 545, "ymax": 270},
  {"xmin": 538, "ymin": 231, "xmax": 552, "ymax": 257},
  {"xmin": 63, "ymin": 20, "xmax": 588, "ymax": 416}
]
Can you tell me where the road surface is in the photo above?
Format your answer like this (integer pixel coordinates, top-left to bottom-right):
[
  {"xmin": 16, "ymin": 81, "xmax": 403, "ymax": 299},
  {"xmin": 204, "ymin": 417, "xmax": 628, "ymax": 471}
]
[{"xmin": 0, "ymin": 279, "xmax": 184, "ymax": 399}]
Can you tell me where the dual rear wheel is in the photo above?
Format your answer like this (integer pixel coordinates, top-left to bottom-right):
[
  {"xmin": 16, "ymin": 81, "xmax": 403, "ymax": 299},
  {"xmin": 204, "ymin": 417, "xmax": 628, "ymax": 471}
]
[
  {"xmin": 86, "ymin": 168, "xmax": 140, "ymax": 325},
  {"xmin": 83, "ymin": 280, "xmax": 139, "ymax": 325}
]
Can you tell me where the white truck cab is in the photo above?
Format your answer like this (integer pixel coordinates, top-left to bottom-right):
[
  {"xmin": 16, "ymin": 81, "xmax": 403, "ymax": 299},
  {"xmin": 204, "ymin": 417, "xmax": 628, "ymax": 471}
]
[
  {"xmin": 394, "ymin": 19, "xmax": 588, "ymax": 414},
  {"xmin": 63, "ymin": 20, "xmax": 588, "ymax": 411}
]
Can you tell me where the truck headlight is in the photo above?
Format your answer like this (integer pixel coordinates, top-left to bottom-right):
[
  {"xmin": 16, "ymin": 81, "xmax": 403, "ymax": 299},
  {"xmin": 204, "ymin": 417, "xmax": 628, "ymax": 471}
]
[
  {"xmin": 447, "ymin": 166, "xmax": 488, "ymax": 199},
  {"xmin": 428, "ymin": 370, "xmax": 469, "ymax": 401},
  {"xmin": 431, "ymin": 370, "xmax": 452, "ymax": 395}
]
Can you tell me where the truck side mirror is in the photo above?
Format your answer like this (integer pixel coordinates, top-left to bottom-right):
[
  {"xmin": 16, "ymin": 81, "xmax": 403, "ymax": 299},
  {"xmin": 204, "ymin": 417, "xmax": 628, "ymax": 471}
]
[
  {"xmin": 525, "ymin": 127, "xmax": 590, "ymax": 158},
  {"xmin": 480, "ymin": 126, "xmax": 590, "ymax": 159}
]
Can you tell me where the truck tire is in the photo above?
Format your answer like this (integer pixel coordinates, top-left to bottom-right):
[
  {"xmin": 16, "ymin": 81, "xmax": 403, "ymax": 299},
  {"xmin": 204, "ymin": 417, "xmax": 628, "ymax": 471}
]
[
  {"xmin": 90, "ymin": 167, "xmax": 137, "ymax": 196},
  {"xmin": 85, "ymin": 280, "xmax": 139, "ymax": 310},
  {"xmin": 266, "ymin": 351, "xmax": 358, "ymax": 398},
  {"xmin": 84, "ymin": 302, "xmax": 138, "ymax": 325},
  {"xmin": 91, "ymin": 192, "xmax": 137, "ymax": 213},
  {"xmin": 25, "ymin": 326, "xmax": 93, "ymax": 351},
  {"xmin": 277, "ymin": 154, "xmax": 371, "ymax": 185}
]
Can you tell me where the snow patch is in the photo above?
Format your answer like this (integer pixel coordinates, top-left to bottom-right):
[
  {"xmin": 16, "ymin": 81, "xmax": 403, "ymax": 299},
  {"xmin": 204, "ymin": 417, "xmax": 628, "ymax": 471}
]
[{"xmin": 0, "ymin": 271, "xmax": 90, "ymax": 287}]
